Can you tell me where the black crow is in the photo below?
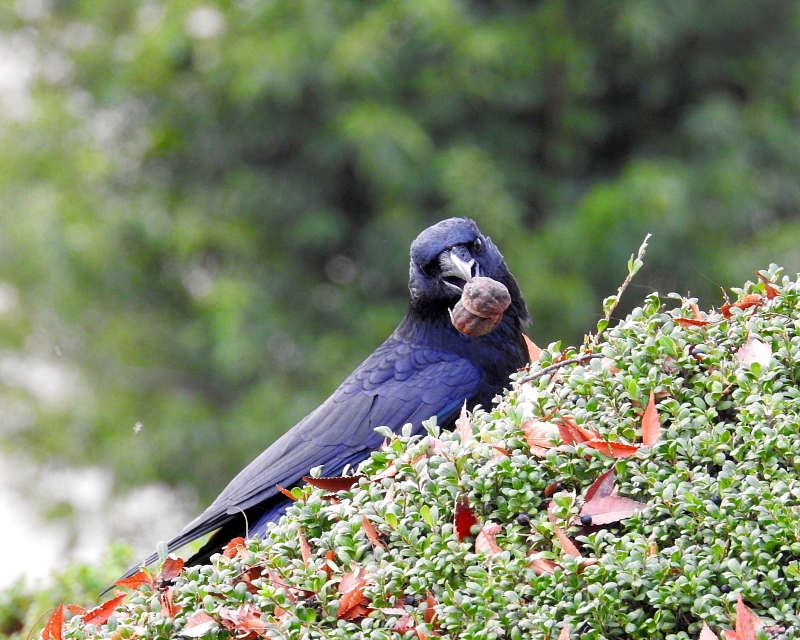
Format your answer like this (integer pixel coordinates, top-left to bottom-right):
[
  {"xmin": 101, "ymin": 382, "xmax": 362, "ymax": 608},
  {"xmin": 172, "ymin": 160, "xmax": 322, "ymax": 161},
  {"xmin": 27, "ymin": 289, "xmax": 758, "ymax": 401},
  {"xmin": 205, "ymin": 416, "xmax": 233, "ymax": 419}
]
[{"xmin": 129, "ymin": 217, "xmax": 529, "ymax": 572}]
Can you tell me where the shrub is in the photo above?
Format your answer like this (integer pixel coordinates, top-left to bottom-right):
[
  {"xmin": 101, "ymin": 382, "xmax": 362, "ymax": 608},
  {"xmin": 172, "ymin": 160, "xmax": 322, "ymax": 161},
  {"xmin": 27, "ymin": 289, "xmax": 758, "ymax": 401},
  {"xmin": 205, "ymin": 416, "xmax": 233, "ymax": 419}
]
[{"xmin": 56, "ymin": 266, "xmax": 800, "ymax": 640}]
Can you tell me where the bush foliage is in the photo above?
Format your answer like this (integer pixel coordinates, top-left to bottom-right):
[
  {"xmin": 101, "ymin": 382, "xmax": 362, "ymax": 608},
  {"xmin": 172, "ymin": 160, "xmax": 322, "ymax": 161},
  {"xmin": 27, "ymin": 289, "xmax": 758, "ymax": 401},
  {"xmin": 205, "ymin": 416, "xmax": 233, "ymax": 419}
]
[{"xmin": 48, "ymin": 266, "xmax": 800, "ymax": 639}]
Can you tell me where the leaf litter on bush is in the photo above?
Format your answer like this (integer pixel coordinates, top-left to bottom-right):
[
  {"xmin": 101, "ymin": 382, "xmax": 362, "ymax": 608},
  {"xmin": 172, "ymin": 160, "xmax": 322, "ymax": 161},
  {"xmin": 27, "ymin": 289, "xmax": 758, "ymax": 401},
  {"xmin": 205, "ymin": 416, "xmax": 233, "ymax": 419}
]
[{"xmin": 56, "ymin": 267, "xmax": 800, "ymax": 640}]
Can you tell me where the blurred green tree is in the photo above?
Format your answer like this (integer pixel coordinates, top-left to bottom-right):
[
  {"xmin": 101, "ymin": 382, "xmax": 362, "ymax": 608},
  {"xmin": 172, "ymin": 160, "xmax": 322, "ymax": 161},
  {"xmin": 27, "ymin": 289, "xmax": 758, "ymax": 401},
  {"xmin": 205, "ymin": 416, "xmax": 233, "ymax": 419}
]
[{"xmin": 1, "ymin": 0, "xmax": 799, "ymax": 521}]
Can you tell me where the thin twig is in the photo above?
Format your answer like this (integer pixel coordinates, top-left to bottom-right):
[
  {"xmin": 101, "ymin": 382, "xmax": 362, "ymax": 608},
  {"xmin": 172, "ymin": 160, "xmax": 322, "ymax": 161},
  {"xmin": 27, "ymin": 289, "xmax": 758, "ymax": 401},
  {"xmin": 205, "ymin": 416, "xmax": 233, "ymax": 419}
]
[{"xmin": 517, "ymin": 353, "xmax": 602, "ymax": 384}]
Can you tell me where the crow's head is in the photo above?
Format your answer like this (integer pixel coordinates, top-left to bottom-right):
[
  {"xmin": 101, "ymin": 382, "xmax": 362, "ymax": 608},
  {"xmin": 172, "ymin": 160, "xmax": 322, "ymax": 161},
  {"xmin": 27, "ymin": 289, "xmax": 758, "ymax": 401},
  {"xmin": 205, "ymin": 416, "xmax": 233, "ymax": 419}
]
[{"xmin": 408, "ymin": 218, "xmax": 529, "ymax": 324}]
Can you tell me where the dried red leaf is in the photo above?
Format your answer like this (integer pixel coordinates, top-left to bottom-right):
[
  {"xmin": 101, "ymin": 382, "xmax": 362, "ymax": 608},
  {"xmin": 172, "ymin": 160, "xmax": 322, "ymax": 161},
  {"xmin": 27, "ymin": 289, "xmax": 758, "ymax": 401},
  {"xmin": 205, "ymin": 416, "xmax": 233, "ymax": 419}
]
[
  {"xmin": 222, "ymin": 537, "xmax": 247, "ymax": 559},
  {"xmin": 523, "ymin": 420, "xmax": 560, "ymax": 456},
  {"xmin": 491, "ymin": 445, "xmax": 512, "ymax": 457},
  {"xmin": 83, "ymin": 593, "xmax": 127, "ymax": 626},
  {"xmin": 553, "ymin": 524, "xmax": 581, "ymax": 558},
  {"xmin": 455, "ymin": 402, "xmax": 474, "ymax": 443},
  {"xmin": 524, "ymin": 335, "xmax": 543, "ymax": 363},
  {"xmin": 182, "ymin": 611, "xmax": 217, "ymax": 638},
  {"xmin": 675, "ymin": 318, "xmax": 711, "ymax": 328},
  {"xmin": 580, "ymin": 495, "xmax": 647, "ymax": 525},
  {"xmin": 322, "ymin": 549, "xmax": 337, "ymax": 578},
  {"xmin": 276, "ymin": 484, "xmax": 298, "ymax": 501},
  {"xmin": 298, "ymin": 529, "xmax": 312, "ymax": 566},
  {"xmin": 528, "ymin": 556, "xmax": 561, "ymax": 576},
  {"xmin": 576, "ymin": 558, "xmax": 599, "ymax": 574},
  {"xmin": 544, "ymin": 482, "xmax": 561, "ymax": 498},
  {"xmin": 559, "ymin": 417, "xmax": 601, "ymax": 445},
  {"xmin": 42, "ymin": 603, "xmax": 64, "ymax": 640},
  {"xmin": 159, "ymin": 586, "xmax": 182, "ymax": 618},
  {"xmin": 338, "ymin": 566, "xmax": 374, "ymax": 620},
  {"xmin": 302, "ymin": 475, "xmax": 366, "ymax": 492},
  {"xmin": 67, "ymin": 605, "xmax": 86, "ymax": 616},
  {"xmin": 114, "ymin": 568, "xmax": 156, "ymax": 591},
  {"xmin": 159, "ymin": 557, "xmax": 185, "ymax": 583},
  {"xmin": 558, "ymin": 623, "xmax": 571, "ymax": 640},
  {"xmin": 361, "ymin": 512, "xmax": 387, "ymax": 550},
  {"xmin": 428, "ymin": 438, "xmax": 448, "ymax": 456},
  {"xmin": 546, "ymin": 499, "xmax": 560, "ymax": 524},
  {"xmin": 219, "ymin": 603, "xmax": 267, "ymax": 638},
  {"xmin": 723, "ymin": 630, "xmax": 739, "ymax": 640},
  {"xmin": 393, "ymin": 614, "xmax": 416, "ymax": 633},
  {"xmin": 736, "ymin": 336, "xmax": 772, "ymax": 366},
  {"xmin": 416, "ymin": 627, "xmax": 429, "ymax": 640},
  {"xmin": 642, "ymin": 391, "xmax": 661, "ymax": 447},
  {"xmin": 584, "ymin": 469, "xmax": 616, "ymax": 503},
  {"xmin": 237, "ymin": 566, "xmax": 266, "ymax": 594},
  {"xmin": 455, "ymin": 499, "xmax": 480, "ymax": 541},
  {"xmin": 721, "ymin": 293, "xmax": 763, "ymax": 317},
  {"xmin": 756, "ymin": 271, "xmax": 781, "ymax": 299},
  {"xmin": 735, "ymin": 594, "xmax": 759, "ymax": 640},
  {"xmin": 585, "ymin": 439, "xmax": 640, "ymax": 459},
  {"xmin": 475, "ymin": 523, "xmax": 503, "ymax": 556},
  {"xmin": 690, "ymin": 301, "xmax": 703, "ymax": 320},
  {"xmin": 423, "ymin": 591, "xmax": 437, "ymax": 625},
  {"xmin": 700, "ymin": 622, "xmax": 720, "ymax": 640}
]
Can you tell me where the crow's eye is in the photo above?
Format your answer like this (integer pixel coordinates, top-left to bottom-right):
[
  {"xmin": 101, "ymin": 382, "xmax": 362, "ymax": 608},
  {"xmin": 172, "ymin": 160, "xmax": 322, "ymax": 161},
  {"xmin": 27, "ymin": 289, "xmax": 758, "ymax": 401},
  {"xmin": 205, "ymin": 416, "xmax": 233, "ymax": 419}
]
[{"xmin": 473, "ymin": 237, "xmax": 484, "ymax": 253}]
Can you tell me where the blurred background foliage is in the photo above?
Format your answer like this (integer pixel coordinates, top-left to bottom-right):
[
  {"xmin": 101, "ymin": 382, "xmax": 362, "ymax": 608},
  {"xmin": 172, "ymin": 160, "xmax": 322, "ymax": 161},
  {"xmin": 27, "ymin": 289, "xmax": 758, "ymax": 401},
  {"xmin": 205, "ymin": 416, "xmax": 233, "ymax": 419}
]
[{"xmin": 2, "ymin": 0, "xmax": 800, "ymax": 546}]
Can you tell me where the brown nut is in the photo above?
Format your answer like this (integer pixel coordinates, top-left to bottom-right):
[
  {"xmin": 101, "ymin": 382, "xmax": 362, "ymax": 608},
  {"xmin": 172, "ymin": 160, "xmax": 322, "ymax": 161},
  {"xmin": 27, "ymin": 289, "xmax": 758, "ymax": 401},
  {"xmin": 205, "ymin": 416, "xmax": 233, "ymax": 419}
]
[
  {"xmin": 451, "ymin": 300, "xmax": 502, "ymax": 338},
  {"xmin": 461, "ymin": 277, "xmax": 511, "ymax": 318}
]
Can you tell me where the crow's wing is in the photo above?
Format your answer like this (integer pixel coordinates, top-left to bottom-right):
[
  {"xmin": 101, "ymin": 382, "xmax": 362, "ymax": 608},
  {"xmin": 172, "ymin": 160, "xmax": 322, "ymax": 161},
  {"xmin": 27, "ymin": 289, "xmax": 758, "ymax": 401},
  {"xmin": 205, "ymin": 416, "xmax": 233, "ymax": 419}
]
[{"xmin": 170, "ymin": 337, "xmax": 481, "ymax": 546}]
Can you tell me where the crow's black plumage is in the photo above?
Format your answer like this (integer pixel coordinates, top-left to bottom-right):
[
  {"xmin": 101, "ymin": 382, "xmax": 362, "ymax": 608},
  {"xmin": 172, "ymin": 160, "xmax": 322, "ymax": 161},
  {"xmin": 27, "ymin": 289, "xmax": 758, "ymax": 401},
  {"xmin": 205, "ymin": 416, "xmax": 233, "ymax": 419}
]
[{"xmin": 128, "ymin": 217, "xmax": 529, "ymax": 573}]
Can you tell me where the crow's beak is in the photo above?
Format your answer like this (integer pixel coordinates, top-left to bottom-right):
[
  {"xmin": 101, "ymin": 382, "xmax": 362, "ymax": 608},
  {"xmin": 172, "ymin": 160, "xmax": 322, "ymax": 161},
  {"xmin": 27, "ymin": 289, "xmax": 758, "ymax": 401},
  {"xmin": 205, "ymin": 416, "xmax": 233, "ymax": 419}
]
[{"xmin": 440, "ymin": 246, "xmax": 480, "ymax": 293}]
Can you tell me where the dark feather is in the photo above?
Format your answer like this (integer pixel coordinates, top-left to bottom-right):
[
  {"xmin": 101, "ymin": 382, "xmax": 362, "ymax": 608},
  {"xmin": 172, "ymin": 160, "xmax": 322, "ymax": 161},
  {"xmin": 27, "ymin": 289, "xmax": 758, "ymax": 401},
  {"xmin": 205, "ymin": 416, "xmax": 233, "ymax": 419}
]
[{"xmin": 120, "ymin": 217, "xmax": 529, "ymax": 579}]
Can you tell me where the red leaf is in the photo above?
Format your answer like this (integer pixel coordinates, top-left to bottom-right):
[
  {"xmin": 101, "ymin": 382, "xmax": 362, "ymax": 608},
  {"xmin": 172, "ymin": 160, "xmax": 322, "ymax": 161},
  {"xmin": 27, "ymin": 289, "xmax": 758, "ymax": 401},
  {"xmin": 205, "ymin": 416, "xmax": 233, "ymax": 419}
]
[
  {"xmin": 558, "ymin": 623, "xmax": 571, "ymax": 640},
  {"xmin": 276, "ymin": 484, "xmax": 298, "ymax": 501},
  {"xmin": 361, "ymin": 512, "xmax": 387, "ymax": 550},
  {"xmin": 528, "ymin": 556, "xmax": 561, "ymax": 576},
  {"xmin": 558, "ymin": 417, "xmax": 601, "ymax": 445},
  {"xmin": 423, "ymin": 591, "xmax": 437, "ymax": 625},
  {"xmin": 338, "ymin": 566, "xmax": 374, "ymax": 620},
  {"xmin": 42, "ymin": 603, "xmax": 64, "ymax": 640},
  {"xmin": 298, "ymin": 529, "xmax": 312, "ymax": 565},
  {"xmin": 546, "ymin": 499, "xmax": 560, "ymax": 524},
  {"xmin": 735, "ymin": 594, "xmax": 759, "ymax": 640},
  {"xmin": 302, "ymin": 475, "xmax": 366, "ymax": 492},
  {"xmin": 182, "ymin": 611, "xmax": 217, "ymax": 638},
  {"xmin": 455, "ymin": 402, "xmax": 474, "ymax": 443},
  {"xmin": 721, "ymin": 293, "xmax": 763, "ymax": 317},
  {"xmin": 584, "ymin": 469, "xmax": 616, "ymax": 503},
  {"xmin": 522, "ymin": 420, "xmax": 559, "ymax": 456},
  {"xmin": 159, "ymin": 586, "xmax": 182, "ymax": 619},
  {"xmin": 700, "ymin": 622, "xmax": 720, "ymax": 640},
  {"xmin": 675, "ymin": 318, "xmax": 711, "ymax": 328},
  {"xmin": 67, "ymin": 605, "xmax": 86, "ymax": 616},
  {"xmin": 553, "ymin": 524, "xmax": 581, "ymax": 558},
  {"xmin": 455, "ymin": 499, "xmax": 479, "ymax": 541},
  {"xmin": 524, "ymin": 335, "xmax": 543, "ymax": 363},
  {"xmin": 392, "ymin": 614, "xmax": 416, "ymax": 633},
  {"xmin": 736, "ymin": 336, "xmax": 772, "ymax": 366},
  {"xmin": 219, "ymin": 604, "xmax": 268, "ymax": 637},
  {"xmin": 580, "ymin": 495, "xmax": 647, "ymax": 525},
  {"xmin": 416, "ymin": 628, "xmax": 429, "ymax": 640},
  {"xmin": 642, "ymin": 391, "xmax": 661, "ymax": 447},
  {"xmin": 756, "ymin": 271, "xmax": 781, "ymax": 299},
  {"xmin": 114, "ymin": 568, "xmax": 156, "ymax": 591},
  {"xmin": 322, "ymin": 549, "xmax": 337, "ymax": 578},
  {"xmin": 475, "ymin": 523, "xmax": 503, "ymax": 556},
  {"xmin": 83, "ymin": 593, "xmax": 127, "ymax": 626},
  {"xmin": 159, "ymin": 557, "xmax": 185, "ymax": 582},
  {"xmin": 222, "ymin": 537, "xmax": 247, "ymax": 559},
  {"xmin": 690, "ymin": 301, "xmax": 703, "ymax": 320},
  {"xmin": 723, "ymin": 631, "xmax": 739, "ymax": 640},
  {"xmin": 586, "ymin": 439, "xmax": 640, "ymax": 459}
]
